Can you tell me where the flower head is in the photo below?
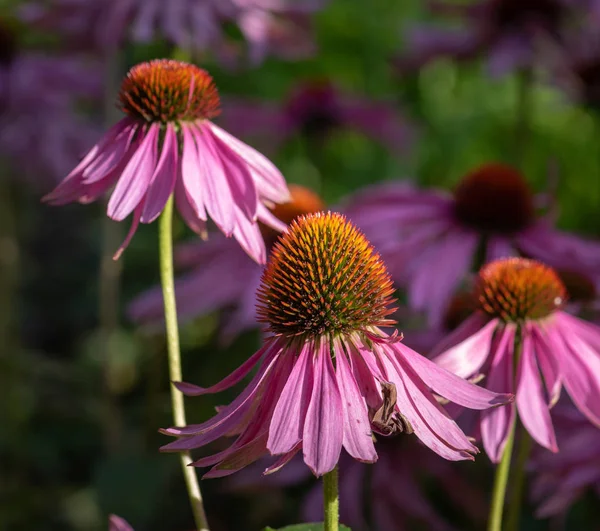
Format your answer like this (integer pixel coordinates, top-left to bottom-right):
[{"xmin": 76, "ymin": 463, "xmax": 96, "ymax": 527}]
[
  {"xmin": 344, "ymin": 163, "xmax": 600, "ymax": 327},
  {"xmin": 433, "ymin": 257, "xmax": 600, "ymax": 461},
  {"xmin": 161, "ymin": 212, "xmax": 511, "ymax": 477},
  {"xmin": 43, "ymin": 59, "xmax": 290, "ymax": 263},
  {"xmin": 128, "ymin": 184, "xmax": 325, "ymax": 342}
]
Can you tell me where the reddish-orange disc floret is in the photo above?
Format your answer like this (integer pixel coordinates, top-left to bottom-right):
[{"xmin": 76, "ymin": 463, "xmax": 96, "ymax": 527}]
[
  {"xmin": 476, "ymin": 258, "xmax": 566, "ymax": 322},
  {"xmin": 119, "ymin": 59, "xmax": 220, "ymax": 123},
  {"xmin": 257, "ymin": 212, "xmax": 397, "ymax": 338}
]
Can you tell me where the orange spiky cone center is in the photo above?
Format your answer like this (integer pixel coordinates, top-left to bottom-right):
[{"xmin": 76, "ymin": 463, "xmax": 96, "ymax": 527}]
[
  {"xmin": 257, "ymin": 212, "xmax": 396, "ymax": 338},
  {"xmin": 118, "ymin": 59, "xmax": 220, "ymax": 123},
  {"xmin": 476, "ymin": 258, "xmax": 566, "ymax": 322},
  {"xmin": 453, "ymin": 163, "xmax": 535, "ymax": 234}
]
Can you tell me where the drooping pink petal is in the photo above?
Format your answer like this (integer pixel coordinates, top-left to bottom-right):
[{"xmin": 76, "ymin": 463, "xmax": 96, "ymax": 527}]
[
  {"xmin": 205, "ymin": 123, "xmax": 258, "ymax": 220},
  {"xmin": 257, "ymin": 201, "xmax": 288, "ymax": 233},
  {"xmin": 141, "ymin": 123, "xmax": 178, "ymax": 223},
  {"xmin": 204, "ymin": 432, "xmax": 269, "ymax": 478},
  {"xmin": 268, "ymin": 342, "xmax": 314, "ymax": 454},
  {"xmin": 231, "ymin": 206, "xmax": 267, "ymax": 264},
  {"xmin": 174, "ymin": 177, "xmax": 208, "ymax": 237},
  {"xmin": 396, "ymin": 341, "xmax": 512, "ymax": 409},
  {"xmin": 334, "ymin": 338, "xmax": 377, "ymax": 463},
  {"xmin": 264, "ymin": 443, "xmax": 302, "ymax": 475},
  {"xmin": 107, "ymin": 124, "xmax": 159, "ymax": 221},
  {"xmin": 173, "ymin": 340, "xmax": 280, "ymax": 396},
  {"xmin": 194, "ymin": 124, "xmax": 235, "ymax": 235},
  {"xmin": 429, "ymin": 312, "xmax": 492, "ymax": 358},
  {"xmin": 516, "ymin": 333, "xmax": 558, "ymax": 452},
  {"xmin": 481, "ymin": 325, "xmax": 516, "ymax": 463},
  {"xmin": 530, "ymin": 325, "xmax": 562, "ymax": 406},
  {"xmin": 431, "ymin": 317, "xmax": 498, "ymax": 379},
  {"xmin": 554, "ymin": 324, "xmax": 600, "ymax": 426},
  {"xmin": 379, "ymin": 352, "xmax": 476, "ymax": 461},
  {"xmin": 208, "ymin": 122, "xmax": 290, "ymax": 204},
  {"xmin": 303, "ymin": 342, "xmax": 344, "ymax": 476},
  {"xmin": 180, "ymin": 125, "xmax": 207, "ymax": 220},
  {"xmin": 348, "ymin": 341, "xmax": 383, "ymax": 410},
  {"xmin": 112, "ymin": 203, "xmax": 144, "ymax": 260}
]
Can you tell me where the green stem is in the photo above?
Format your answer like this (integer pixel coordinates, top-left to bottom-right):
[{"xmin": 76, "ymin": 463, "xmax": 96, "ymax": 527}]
[
  {"xmin": 488, "ymin": 329, "xmax": 524, "ymax": 531},
  {"xmin": 159, "ymin": 196, "xmax": 210, "ymax": 531},
  {"xmin": 488, "ymin": 415, "xmax": 517, "ymax": 531},
  {"xmin": 506, "ymin": 429, "xmax": 532, "ymax": 531},
  {"xmin": 323, "ymin": 466, "xmax": 339, "ymax": 531}
]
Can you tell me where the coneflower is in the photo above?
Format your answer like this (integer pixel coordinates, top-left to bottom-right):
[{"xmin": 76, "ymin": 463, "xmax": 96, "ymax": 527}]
[
  {"xmin": 161, "ymin": 212, "xmax": 511, "ymax": 478},
  {"xmin": 433, "ymin": 257, "xmax": 600, "ymax": 461},
  {"xmin": 43, "ymin": 59, "xmax": 290, "ymax": 262}
]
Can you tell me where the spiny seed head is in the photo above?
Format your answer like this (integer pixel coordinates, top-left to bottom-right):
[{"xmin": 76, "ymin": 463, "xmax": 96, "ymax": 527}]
[
  {"xmin": 453, "ymin": 163, "xmax": 535, "ymax": 234},
  {"xmin": 257, "ymin": 211, "xmax": 396, "ymax": 338},
  {"xmin": 118, "ymin": 59, "xmax": 220, "ymax": 123},
  {"xmin": 476, "ymin": 258, "xmax": 566, "ymax": 322}
]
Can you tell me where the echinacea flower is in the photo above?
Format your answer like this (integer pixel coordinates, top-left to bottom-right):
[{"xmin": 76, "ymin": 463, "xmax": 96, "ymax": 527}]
[
  {"xmin": 432, "ymin": 258, "xmax": 600, "ymax": 462},
  {"xmin": 530, "ymin": 403, "xmax": 600, "ymax": 518},
  {"xmin": 344, "ymin": 163, "xmax": 600, "ymax": 327},
  {"xmin": 127, "ymin": 184, "xmax": 325, "ymax": 342},
  {"xmin": 160, "ymin": 212, "xmax": 511, "ymax": 477},
  {"xmin": 398, "ymin": 0, "xmax": 575, "ymax": 76},
  {"xmin": 20, "ymin": 0, "xmax": 323, "ymax": 66},
  {"xmin": 43, "ymin": 59, "xmax": 290, "ymax": 262},
  {"xmin": 220, "ymin": 79, "xmax": 414, "ymax": 154}
]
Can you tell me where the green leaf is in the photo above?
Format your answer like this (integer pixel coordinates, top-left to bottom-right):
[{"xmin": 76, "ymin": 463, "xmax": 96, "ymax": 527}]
[{"xmin": 263, "ymin": 524, "xmax": 351, "ymax": 531}]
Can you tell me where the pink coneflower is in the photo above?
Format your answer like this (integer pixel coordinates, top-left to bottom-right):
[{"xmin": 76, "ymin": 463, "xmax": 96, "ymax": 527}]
[
  {"xmin": 398, "ymin": 0, "xmax": 575, "ymax": 76},
  {"xmin": 344, "ymin": 163, "xmax": 600, "ymax": 327},
  {"xmin": 43, "ymin": 59, "xmax": 290, "ymax": 262},
  {"xmin": 160, "ymin": 212, "xmax": 511, "ymax": 477},
  {"xmin": 432, "ymin": 258, "xmax": 600, "ymax": 462},
  {"xmin": 530, "ymin": 403, "xmax": 600, "ymax": 518},
  {"xmin": 220, "ymin": 79, "xmax": 414, "ymax": 154},
  {"xmin": 20, "ymin": 0, "xmax": 323, "ymax": 66},
  {"xmin": 127, "ymin": 184, "xmax": 325, "ymax": 342}
]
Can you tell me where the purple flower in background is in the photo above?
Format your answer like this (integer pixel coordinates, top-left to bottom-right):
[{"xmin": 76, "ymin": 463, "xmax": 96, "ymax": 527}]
[
  {"xmin": 160, "ymin": 213, "xmax": 511, "ymax": 477},
  {"xmin": 43, "ymin": 59, "xmax": 290, "ymax": 262},
  {"xmin": 530, "ymin": 403, "xmax": 600, "ymax": 518},
  {"xmin": 344, "ymin": 163, "xmax": 600, "ymax": 327},
  {"xmin": 0, "ymin": 22, "xmax": 101, "ymax": 188},
  {"xmin": 399, "ymin": 0, "xmax": 576, "ymax": 76},
  {"xmin": 20, "ymin": 0, "xmax": 324, "ymax": 66},
  {"xmin": 432, "ymin": 258, "xmax": 600, "ymax": 462},
  {"xmin": 127, "ymin": 184, "xmax": 325, "ymax": 342},
  {"xmin": 220, "ymin": 79, "xmax": 414, "ymax": 153},
  {"xmin": 109, "ymin": 515, "xmax": 133, "ymax": 531}
]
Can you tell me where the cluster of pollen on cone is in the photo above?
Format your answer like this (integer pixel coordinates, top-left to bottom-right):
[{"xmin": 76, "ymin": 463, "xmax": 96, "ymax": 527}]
[
  {"xmin": 257, "ymin": 212, "xmax": 397, "ymax": 338},
  {"xmin": 118, "ymin": 59, "xmax": 220, "ymax": 123},
  {"xmin": 453, "ymin": 163, "xmax": 535, "ymax": 234},
  {"xmin": 476, "ymin": 258, "xmax": 566, "ymax": 322}
]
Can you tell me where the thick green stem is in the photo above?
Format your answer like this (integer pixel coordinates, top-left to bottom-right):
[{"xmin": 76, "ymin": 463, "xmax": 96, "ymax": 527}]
[
  {"xmin": 159, "ymin": 196, "xmax": 210, "ymax": 531},
  {"xmin": 323, "ymin": 466, "xmax": 339, "ymax": 531},
  {"xmin": 506, "ymin": 430, "xmax": 532, "ymax": 531},
  {"xmin": 488, "ymin": 330, "xmax": 524, "ymax": 531},
  {"xmin": 488, "ymin": 415, "xmax": 517, "ymax": 531}
]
